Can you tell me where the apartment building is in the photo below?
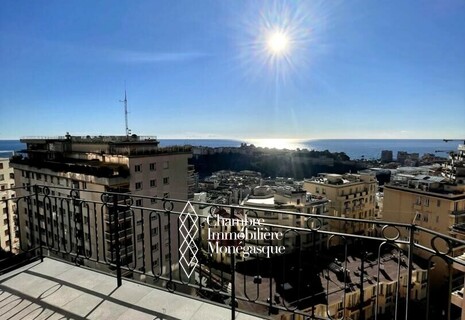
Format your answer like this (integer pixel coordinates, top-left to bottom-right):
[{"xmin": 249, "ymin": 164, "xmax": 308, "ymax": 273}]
[
  {"xmin": 0, "ymin": 158, "xmax": 17, "ymax": 253},
  {"xmin": 311, "ymin": 254, "xmax": 427, "ymax": 320},
  {"xmin": 242, "ymin": 186, "xmax": 330, "ymax": 250},
  {"xmin": 303, "ymin": 172, "xmax": 378, "ymax": 237},
  {"xmin": 11, "ymin": 134, "xmax": 191, "ymax": 275},
  {"xmin": 198, "ymin": 187, "xmax": 330, "ymax": 264},
  {"xmin": 383, "ymin": 145, "xmax": 465, "ymax": 257}
]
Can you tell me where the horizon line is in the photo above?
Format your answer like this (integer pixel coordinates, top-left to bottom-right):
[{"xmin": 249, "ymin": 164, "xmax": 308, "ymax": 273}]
[{"xmin": 0, "ymin": 137, "xmax": 463, "ymax": 141}]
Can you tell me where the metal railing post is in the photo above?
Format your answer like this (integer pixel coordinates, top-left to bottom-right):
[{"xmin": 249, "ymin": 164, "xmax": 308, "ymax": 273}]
[
  {"xmin": 230, "ymin": 207, "xmax": 236, "ymax": 320},
  {"xmin": 6, "ymin": 199, "xmax": 14, "ymax": 253},
  {"xmin": 405, "ymin": 224, "xmax": 416, "ymax": 320},
  {"xmin": 112, "ymin": 194, "xmax": 122, "ymax": 287},
  {"xmin": 360, "ymin": 250, "xmax": 366, "ymax": 320},
  {"xmin": 34, "ymin": 185, "xmax": 44, "ymax": 262}
]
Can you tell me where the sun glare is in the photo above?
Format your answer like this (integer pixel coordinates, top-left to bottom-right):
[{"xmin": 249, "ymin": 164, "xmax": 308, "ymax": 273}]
[
  {"xmin": 267, "ymin": 31, "xmax": 290, "ymax": 55},
  {"xmin": 246, "ymin": 139, "xmax": 306, "ymax": 150}
]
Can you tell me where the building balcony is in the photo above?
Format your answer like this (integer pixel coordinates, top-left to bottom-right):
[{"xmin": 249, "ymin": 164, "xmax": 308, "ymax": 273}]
[
  {"xmin": 2, "ymin": 185, "xmax": 465, "ymax": 320},
  {"xmin": 451, "ymin": 209, "xmax": 465, "ymax": 217}
]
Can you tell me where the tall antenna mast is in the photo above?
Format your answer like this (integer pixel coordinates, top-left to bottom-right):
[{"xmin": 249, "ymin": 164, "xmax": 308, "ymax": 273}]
[{"xmin": 120, "ymin": 85, "xmax": 130, "ymax": 138}]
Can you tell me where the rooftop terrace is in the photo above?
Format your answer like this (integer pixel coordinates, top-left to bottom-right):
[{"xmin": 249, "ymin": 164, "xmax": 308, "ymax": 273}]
[
  {"xmin": 2, "ymin": 185, "xmax": 465, "ymax": 319},
  {"xmin": 0, "ymin": 258, "xmax": 262, "ymax": 320}
]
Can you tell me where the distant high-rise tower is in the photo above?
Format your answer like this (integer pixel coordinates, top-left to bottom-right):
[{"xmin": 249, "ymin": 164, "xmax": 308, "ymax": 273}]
[{"xmin": 381, "ymin": 150, "xmax": 393, "ymax": 163}]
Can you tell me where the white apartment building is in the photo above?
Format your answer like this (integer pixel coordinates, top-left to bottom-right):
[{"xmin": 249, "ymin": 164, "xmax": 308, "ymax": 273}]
[
  {"xmin": 0, "ymin": 158, "xmax": 17, "ymax": 253},
  {"xmin": 11, "ymin": 134, "xmax": 191, "ymax": 275}
]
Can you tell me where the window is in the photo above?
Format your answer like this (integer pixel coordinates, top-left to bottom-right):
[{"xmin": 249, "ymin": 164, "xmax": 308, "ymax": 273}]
[
  {"xmin": 152, "ymin": 243, "xmax": 159, "ymax": 251},
  {"xmin": 0, "ymin": 174, "xmax": 4, "ymax": 181},
  {"xmin": 423, "ymin": 198, "xmax": 430, "ymax": 207},
  {"xmin": 0, "ymin": 163, "xmax": 3, "ymax": 169},
  {"xmin": 134, "ymin": 164, "xmax": 142, "ymax": 172},
  {"xmin": 163, "ymin": 161, "xmax": 169, "ymax": 169},
  {"xmin": 151, "ymin": 198, "xmax": 156, "ymax": 204},
  {"xmin": 152, "ymin": 227, "xmax": 158, "ymax": 235},
  {"xmin": 163, "ymin": 192, "xmax": 169, "ymax": 198},
  {"xmin": 163, "ymin": 177, "xmax": 169, "ymax": 185},
  {"xmin": 137, "ymin": 233, "xmax": 144, "ymax": 241},
  {"xmin": 437, "ymin": 200, "xmax": 441, "ymax": 207},
  {"xmin": 9, "ymin": 173, "xmax": 14, "ymax": 179},
  {"xmin": 150, "ymin": 179, "xmax": 156, "ymax": 188},
  {"xmin": 135, "ymin": 182, "xmax": 142, "ymax": 190},
  {"xmin": 149, "ymin": 163, "xmax": 156, "ymax": 171},
  {"xmin": 135, "ymin": 199, "xmax": 143, "ymax": 206}
]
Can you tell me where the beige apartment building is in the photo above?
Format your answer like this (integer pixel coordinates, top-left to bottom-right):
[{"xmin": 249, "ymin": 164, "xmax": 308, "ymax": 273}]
[
  {"xmin": 383, "ymin": 144, "xmax": 465, "ymax": 256},
  {"xmin": 303, "ymin": 172, "xmax": 378, "ymax": 237},
  {"xmin": 310, "ymin": 254, "xmax": 427, "ymax": 320},
  {"xmin": 11, "ymin": 134, "xmax": 191, "ymax": 275},
  {"xmin": 0, "ymin": 158, "xmax": 18, "ymax": 253}
]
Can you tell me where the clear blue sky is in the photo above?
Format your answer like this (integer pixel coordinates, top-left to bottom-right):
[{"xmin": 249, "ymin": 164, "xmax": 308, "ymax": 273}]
[{"xmin": 1, "ymin": 0, "xmax": 464, "ymax": 140}]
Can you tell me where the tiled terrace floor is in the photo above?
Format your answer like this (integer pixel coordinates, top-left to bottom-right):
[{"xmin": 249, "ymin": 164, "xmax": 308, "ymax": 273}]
[{"xmin": 0, "ymin": 258, "xmax": 266, "ymax": 320}]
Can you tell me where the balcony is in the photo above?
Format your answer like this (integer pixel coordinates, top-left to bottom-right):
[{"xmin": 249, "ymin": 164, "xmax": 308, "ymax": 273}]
[
  {"xmin": 0, "ymin": 258, "xmax": 261, "ymax": 320},
  {"xmin": 2, "ymin": 185, "xmax": 465, "ymax": 320}
]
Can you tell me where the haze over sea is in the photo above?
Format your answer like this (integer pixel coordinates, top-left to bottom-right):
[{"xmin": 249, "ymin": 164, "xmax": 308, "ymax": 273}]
[{"xmin": 0, "ymin": 139, "xmax": 459, "ymax": 160}]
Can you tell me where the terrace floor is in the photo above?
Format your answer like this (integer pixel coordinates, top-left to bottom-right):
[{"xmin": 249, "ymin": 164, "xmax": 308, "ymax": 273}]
[{"xmin": 0, "ymin": 258, "xmax": 266, "ymax": 320}]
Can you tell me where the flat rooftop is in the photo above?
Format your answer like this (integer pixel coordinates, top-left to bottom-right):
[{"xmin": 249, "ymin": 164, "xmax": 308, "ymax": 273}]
[{"xmin": 0, "ymin": 258, "xmax": 265, "ymax": 320}]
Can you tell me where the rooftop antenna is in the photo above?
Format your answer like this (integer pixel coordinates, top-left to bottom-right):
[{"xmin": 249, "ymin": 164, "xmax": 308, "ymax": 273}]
[{"xmin": 120, "ymin": 83, "xmax": 130, "ymax": 138}]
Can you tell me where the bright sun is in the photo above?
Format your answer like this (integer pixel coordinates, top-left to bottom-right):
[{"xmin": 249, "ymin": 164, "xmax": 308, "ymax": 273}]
[{"xmin": 267, "ymin": 31, "xmax": 290, "ymax": 55}]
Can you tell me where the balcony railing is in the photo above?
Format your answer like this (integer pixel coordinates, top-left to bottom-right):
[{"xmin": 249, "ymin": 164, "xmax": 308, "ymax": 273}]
[{"xmin": 1, "ymin": 185, "xmax": 465, "ymax": 320}]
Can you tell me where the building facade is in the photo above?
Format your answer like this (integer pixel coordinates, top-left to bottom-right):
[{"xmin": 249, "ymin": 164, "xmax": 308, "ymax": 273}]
[
  {"xmin": 303, "ymin": 172, "xmax": 378, "ymax": 237},
  {"xmin": 11, "ymin": 134, "xmax": 191, "ymax": 275},
  {"xmin": 0, "ymin": 158, "xmax": 17, "ymax": 253},
  {"xmin": 383, "ymin": 144, "xmax": 465, "ymax": 256}
]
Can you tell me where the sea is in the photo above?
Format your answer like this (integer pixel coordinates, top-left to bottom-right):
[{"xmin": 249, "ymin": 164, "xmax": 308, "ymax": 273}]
[{"xmin": 0, "ymin": 139, "xmax": 459, "ymax": 160}]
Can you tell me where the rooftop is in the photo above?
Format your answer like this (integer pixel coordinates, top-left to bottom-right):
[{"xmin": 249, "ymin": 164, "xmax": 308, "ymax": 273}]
[
  {"xmin": 305, "ymin": 172, "xmax": 375, "ymax": 186},
  {"xmin": 21, "ymin": 134, "xmax": 158, "ymax": 144}
]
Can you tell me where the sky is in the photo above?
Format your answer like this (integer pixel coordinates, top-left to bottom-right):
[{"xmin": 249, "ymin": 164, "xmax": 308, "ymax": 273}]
[{"xmin": 0, "ymin": 0, "xmax": 464, "ymax": 140}]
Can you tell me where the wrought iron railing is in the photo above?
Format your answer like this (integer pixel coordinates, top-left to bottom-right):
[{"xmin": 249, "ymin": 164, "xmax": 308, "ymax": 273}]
[{"xmin": 1, "ymin": 185, "xmax": 465, "ymax": 320}]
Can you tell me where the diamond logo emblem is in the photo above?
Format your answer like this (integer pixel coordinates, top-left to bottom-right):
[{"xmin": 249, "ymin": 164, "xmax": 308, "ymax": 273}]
[{"xmin": 179, "ymin": 201, "xmax": 199, "ymax": 278}]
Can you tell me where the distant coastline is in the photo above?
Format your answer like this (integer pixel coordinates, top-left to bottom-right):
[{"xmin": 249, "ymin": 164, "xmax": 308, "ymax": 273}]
[
  {"xmin": 0, "ymin": 138, "xmax": 456, "ymax": 160},
  {"xmin": 159, "ymin": 138, "xmax": 453, "ymax": 160}
]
